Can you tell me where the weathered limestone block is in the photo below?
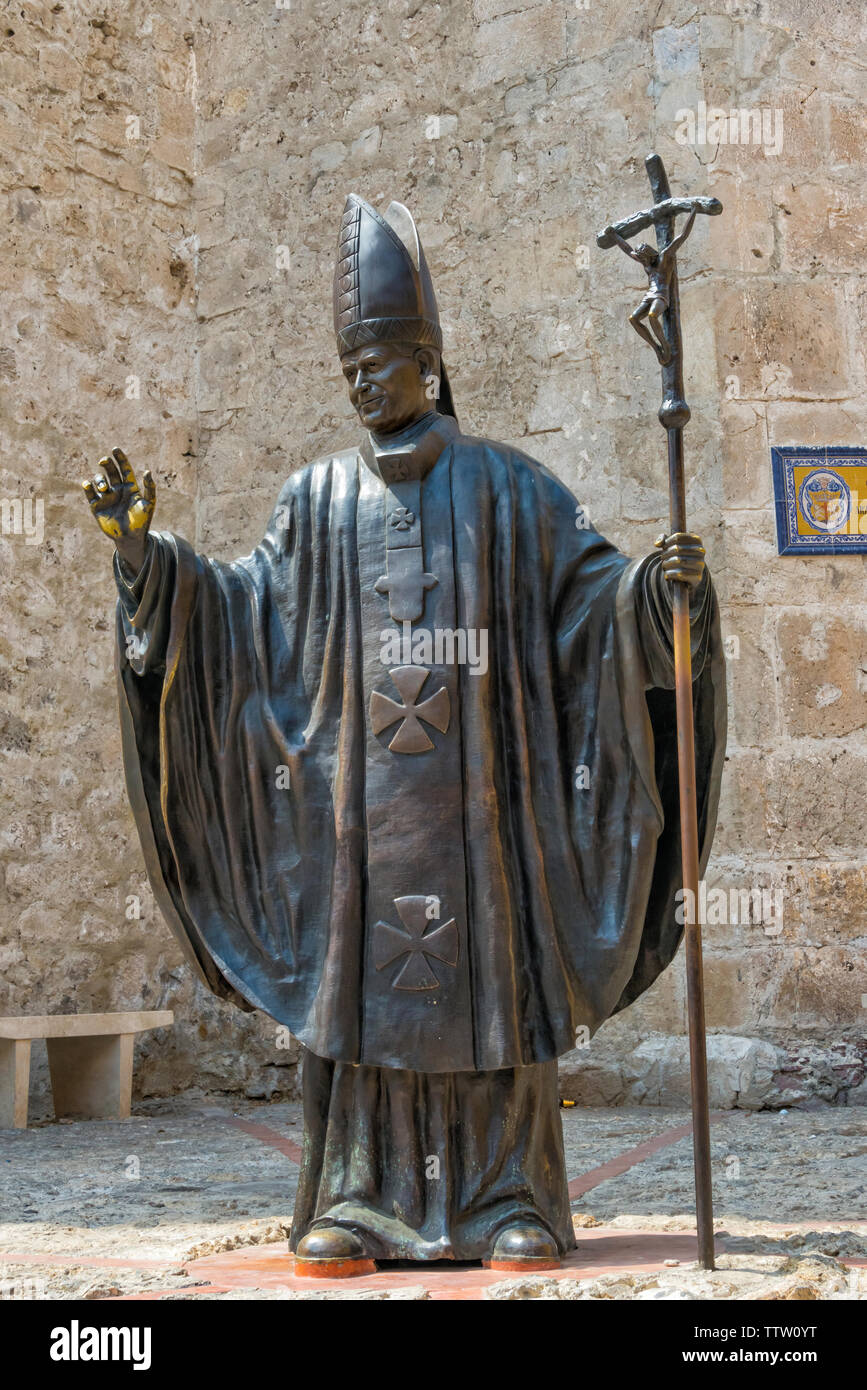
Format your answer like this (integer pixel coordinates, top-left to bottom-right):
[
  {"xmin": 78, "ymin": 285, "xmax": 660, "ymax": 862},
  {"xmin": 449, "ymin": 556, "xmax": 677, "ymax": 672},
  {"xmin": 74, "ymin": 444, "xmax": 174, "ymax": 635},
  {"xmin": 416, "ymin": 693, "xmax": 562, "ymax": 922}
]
[
  {"xmin": 558, "ymin": 1034, "xmax": 784, "ymax": 1109},
  {"xmin": 829, "ymin": 99, "xmax": 867, "ymax": 163},
  {"xmin": 702, "ymin": 950, "xmax": 785, "ymax": 1033},
  {"xmin": 707, "ymin": 172, "xmax": 775, "ymax": 274},
  {"xmin": 715, "ymin": 281, "xmax": 852, "ymax": 402},
  {"xmin": 197, "ymin": 240, "xmax": 270, "ymax": 321},
  {"xmin": 771, "ymin": 946, "xmax": 865, "ymax": 1031},
  {"xmin": 473, "ymin": 3, "xmax": 568, "ymax": 85},
  {"xmin": 697, "ymin": 13, "xmax": 791, "ymax": 86},
  {"xmin": 777, "ymin": 610, "xmax": 867, "ymax": 740},
  {"xmin": 775, "ymin": 181, "xmax": 867, "ymax": 275},
  {"xmin": 196, "ymin": 487, "xmax": 276, "ymax": 556},
  {"xmin": 197, "ymin": 327, "xmax": 255, "ymax": 412},
  {"xmin": 135, "ymin": 981, "xmax": 302, "ymax": 1101},
  {"xmin": 716, "ymin": 745, "xmax": 867, "ymax": 860},
  {"xmin": 722, "ymin": 605, "xmax": 780, "ymax": 748},
  {"xmin": 772, "ymin": 862, "xmax": 867, "ymax": 945}
]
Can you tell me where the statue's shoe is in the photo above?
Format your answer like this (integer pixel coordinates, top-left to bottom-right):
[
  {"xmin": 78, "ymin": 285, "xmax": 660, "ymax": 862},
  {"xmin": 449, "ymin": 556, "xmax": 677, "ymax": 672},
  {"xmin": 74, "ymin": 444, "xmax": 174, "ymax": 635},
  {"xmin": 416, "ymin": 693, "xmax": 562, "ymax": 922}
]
[
  {"xmin": 293, "ymin": 1225, "xmax": 377, "ymax": 1279},
  {"xmin": 484, "ymin": 1224, "xmax": 561, "ymax": 1272}
]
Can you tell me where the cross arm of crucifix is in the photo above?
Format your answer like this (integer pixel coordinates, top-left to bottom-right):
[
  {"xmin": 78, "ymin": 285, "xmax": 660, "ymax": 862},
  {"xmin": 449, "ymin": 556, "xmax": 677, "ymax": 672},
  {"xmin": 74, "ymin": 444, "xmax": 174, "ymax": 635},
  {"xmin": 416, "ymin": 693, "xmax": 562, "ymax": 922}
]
[{"xmin": 596, "ymin": 195, "xmax": 721, "ymax": 250}]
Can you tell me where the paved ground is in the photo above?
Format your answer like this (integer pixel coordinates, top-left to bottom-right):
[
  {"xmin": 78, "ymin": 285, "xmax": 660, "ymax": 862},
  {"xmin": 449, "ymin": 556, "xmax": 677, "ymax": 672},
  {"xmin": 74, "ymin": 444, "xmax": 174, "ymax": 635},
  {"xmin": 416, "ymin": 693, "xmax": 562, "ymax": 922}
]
[{"xmin": 1, "ymin": 1095, "xmax": 865, "ymax": 1299}]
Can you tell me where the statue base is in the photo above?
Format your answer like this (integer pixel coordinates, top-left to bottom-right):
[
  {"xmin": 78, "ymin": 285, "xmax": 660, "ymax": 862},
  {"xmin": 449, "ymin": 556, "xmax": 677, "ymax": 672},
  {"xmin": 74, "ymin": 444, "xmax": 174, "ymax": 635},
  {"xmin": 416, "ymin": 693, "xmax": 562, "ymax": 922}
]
[
  {"xmin": 293, "ymin": 1255, "xmax": 378, "ymax": 1279},
  {"xmin": 483, "ymin": 1255, "xmax": 561, "ymax": 1273}
]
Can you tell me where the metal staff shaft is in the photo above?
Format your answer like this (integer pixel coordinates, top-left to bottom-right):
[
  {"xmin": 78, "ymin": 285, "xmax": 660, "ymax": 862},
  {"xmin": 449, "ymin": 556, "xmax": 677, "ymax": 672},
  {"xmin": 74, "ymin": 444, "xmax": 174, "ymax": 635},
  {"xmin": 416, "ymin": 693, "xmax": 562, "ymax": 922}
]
[
  {"xmin": 646, "ymin": 152, "xmax": 715, "ymax": 1271},
  {"xmin": 669, "ymin": 430, "xmax": 715, "ymax": 1272}
]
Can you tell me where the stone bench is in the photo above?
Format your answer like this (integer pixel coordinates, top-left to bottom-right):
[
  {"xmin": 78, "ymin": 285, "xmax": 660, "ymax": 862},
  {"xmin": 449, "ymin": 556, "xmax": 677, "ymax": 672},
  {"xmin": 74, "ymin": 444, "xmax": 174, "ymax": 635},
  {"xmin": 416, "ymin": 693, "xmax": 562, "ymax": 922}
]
[{"xmin": 0, "ymin": 1012, "xmax": 173, "ymax": 1129}]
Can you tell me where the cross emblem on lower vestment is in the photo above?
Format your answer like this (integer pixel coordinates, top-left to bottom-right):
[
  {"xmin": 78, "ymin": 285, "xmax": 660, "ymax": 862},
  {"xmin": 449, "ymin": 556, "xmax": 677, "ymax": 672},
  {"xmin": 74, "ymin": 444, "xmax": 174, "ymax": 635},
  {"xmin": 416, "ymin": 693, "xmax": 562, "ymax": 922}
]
[{"xmin": 373, "ymin": 895, "xmax": 459, "ymax": 990}]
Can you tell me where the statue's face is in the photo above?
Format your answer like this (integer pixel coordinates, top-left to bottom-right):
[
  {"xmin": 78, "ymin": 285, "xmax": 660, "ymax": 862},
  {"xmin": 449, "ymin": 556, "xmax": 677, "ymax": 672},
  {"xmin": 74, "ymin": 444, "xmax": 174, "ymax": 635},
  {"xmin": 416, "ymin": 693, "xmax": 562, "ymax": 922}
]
[{"xmin": 340, "ymin": 342, "xmax": 434, "ymax": 434}]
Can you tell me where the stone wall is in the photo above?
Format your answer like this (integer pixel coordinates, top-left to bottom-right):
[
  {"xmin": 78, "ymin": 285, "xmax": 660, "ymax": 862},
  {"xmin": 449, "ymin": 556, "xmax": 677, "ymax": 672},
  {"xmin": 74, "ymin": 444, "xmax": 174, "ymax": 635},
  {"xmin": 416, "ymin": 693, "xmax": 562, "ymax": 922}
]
[
  {"xmin": 1, "ymin": 0, "xmax": 865, "ymax": 1110},
  {"xmin": 0, "ymin": 0, "xmax": 298, "ymax": 1112}
]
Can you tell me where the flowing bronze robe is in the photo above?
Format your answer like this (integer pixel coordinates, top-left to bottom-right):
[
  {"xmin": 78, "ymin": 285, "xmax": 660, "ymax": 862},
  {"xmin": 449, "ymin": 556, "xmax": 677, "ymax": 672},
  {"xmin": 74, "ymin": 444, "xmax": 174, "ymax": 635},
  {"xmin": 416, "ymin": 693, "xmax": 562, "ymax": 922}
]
[
  {"xmin": 114, "ymin": 413, "xmax": 725, "ymax": 1256},
  {"xmin": 116, "ymin": 413, "xmax": 724, "ymax": 1068}
]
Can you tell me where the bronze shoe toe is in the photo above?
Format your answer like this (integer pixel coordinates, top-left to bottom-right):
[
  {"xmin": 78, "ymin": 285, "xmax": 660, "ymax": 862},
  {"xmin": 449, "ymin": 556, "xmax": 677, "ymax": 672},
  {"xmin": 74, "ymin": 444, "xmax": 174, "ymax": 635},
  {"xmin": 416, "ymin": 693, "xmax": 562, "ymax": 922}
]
[
  {"xmin": 294, "ymin": 1225, "xmax": 376, "ymax": 1278},
  {"xmin": 485, "ymin": 1224, "xmax": 561, "ymax": 1270}
]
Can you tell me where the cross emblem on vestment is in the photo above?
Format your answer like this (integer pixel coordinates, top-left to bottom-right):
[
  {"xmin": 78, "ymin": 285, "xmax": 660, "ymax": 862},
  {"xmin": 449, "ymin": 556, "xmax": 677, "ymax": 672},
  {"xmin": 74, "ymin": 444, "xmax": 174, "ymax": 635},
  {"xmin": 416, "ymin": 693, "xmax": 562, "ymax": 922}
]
[
  {"xmin": 373, "ymin": 895, "xmax": 459, "ymax": 990},
  {"xmin": 369, "ymin": 665, "xmax": 450, "ymax": 753}
]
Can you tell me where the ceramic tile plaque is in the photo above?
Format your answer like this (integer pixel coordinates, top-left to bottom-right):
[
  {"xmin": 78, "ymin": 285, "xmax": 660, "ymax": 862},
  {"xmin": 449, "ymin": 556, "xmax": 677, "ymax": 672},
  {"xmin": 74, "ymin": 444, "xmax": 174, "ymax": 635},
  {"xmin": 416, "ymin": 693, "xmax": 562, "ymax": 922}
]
[{"xmin": 771, "ymin": 445, "xmax": 867, "ymax": 555}]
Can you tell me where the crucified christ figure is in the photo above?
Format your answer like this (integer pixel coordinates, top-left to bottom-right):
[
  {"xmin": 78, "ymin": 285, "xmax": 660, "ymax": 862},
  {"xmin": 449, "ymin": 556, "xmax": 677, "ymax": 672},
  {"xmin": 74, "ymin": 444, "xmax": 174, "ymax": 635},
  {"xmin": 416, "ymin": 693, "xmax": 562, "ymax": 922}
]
[{"xmin": 605, "ymin": 206, "xmax": 697, "ymax": 366}]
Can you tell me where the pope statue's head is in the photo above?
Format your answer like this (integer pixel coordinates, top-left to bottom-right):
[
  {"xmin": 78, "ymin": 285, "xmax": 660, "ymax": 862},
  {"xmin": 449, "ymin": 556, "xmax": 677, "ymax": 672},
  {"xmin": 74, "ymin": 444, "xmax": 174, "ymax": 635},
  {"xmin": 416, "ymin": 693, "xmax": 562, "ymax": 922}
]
[{"xmin": 333, "ymin": 195, "xmax": 456, "ymax": 435}]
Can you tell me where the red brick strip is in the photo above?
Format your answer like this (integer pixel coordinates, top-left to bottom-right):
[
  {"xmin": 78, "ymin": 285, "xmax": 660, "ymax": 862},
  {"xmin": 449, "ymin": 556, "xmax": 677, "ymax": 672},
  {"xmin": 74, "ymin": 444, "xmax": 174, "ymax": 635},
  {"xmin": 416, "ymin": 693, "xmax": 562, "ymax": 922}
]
[
  {"xmin": 567, "ymin": 1112, "xmax": 727, "ymax": 1198},
  {"xmin": 215, "ymin": 1113, "xmax": 304, "ymax": 1165}
]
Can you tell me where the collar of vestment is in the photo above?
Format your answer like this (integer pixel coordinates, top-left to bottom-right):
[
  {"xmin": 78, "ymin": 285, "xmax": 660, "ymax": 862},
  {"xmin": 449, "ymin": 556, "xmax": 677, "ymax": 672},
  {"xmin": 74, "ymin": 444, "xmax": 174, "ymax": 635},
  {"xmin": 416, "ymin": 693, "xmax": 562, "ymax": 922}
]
[{"xmin": 360, "ymin": 411, "xmax": 460, "ymax": 486}]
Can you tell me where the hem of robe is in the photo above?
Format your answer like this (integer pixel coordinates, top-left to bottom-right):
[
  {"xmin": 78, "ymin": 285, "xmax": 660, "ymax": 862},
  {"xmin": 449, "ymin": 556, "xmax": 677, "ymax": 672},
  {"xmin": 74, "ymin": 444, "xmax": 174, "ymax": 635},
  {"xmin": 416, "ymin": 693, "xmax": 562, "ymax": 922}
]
[{"xmin": 288, "ymin": 1049, "xmax": 576, "ymax": 1262}]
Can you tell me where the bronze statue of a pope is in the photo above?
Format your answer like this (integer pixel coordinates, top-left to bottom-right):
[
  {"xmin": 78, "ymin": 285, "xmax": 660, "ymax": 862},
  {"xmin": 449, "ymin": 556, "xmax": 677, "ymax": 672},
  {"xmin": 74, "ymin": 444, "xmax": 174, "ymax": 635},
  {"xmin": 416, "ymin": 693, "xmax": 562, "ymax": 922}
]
[{"xmin": 84, "ymin": 195, "xmax": 725, "ymax": 1273}]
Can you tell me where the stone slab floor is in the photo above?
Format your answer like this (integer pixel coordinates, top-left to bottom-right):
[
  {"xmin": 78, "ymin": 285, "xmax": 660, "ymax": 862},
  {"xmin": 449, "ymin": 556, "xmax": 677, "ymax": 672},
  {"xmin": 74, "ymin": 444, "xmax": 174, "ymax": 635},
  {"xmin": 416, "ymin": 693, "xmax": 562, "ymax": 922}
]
[{"xmin": 1, "ymin": 1097, "xmax": 865, "ymax": 1300}]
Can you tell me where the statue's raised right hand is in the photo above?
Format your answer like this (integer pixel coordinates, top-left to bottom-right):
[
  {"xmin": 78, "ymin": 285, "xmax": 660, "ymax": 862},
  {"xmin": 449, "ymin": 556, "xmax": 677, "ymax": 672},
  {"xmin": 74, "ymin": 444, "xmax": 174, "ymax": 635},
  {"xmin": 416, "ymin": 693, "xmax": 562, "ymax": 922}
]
[{"xmin": 82, "ymin": 447, "xmax": 155, "ymax": 574}]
